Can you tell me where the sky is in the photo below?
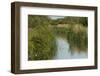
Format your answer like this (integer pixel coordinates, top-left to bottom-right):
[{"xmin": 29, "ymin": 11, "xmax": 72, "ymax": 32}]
[{"xmin": 48, "ymin": 16, "xmax": 65, "ymax": 20}]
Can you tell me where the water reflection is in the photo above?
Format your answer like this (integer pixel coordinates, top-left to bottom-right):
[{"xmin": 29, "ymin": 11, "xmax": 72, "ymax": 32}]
[{"xmin": 53, "ymin": 37, "xmax": 88, "ymax": 59}]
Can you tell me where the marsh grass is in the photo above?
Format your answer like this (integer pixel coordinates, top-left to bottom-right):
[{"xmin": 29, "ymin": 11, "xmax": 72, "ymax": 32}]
[
  {"xmin": 28, "ymin": 15, "xmax": 88, "ymax": 60},
  {"xmin": 67, "ymin": 24, "xmax": 88, "ymax": 52},
  {"xmin": 28, "ymin": 25, "xmax": 57, "ymax": 60},
  {"xmin": 54, "ymin": 24, "xmax": 88, "ymax": 52}
]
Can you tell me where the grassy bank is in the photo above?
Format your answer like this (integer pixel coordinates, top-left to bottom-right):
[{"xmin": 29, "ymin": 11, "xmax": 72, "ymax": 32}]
[
  {"xmin": 28, "ymin": 15, "xmax": 57, "ymax": 60},
  {"xmin": 54, "ymin": 24, "xmax": 88, "ymax": 52},
  {"xmin": 28, "ymin": 24, "xmax": 57, "ymax": 60}
]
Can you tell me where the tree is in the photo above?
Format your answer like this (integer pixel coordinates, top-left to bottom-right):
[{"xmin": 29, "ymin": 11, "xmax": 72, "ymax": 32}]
[{"xmin": 28, "ymin": 15, "xmax": 51, "ymax": 28}]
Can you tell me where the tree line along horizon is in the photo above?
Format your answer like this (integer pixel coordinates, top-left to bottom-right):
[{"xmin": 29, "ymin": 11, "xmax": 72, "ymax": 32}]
[{"xmin": 28, "ymin": 15, "xmax": 88, "ymax": 28}]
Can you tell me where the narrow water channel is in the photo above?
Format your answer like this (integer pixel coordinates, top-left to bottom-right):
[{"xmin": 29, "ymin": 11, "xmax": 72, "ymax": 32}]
[{"xmin": 53, "ymin": 37, "xmax": 88, "ymax": 59}]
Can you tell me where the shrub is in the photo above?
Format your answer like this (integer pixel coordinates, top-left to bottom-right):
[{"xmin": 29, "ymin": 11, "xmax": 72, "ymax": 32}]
[{"xmin": 28, "ymin": 25, "xmax": 57, "ymax": 60}]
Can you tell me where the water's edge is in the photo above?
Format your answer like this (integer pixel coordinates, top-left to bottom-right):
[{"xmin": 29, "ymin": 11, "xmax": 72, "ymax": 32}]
[{"xmin": 53, "ymin": 37, "xmax": 88, "ymax": 59}]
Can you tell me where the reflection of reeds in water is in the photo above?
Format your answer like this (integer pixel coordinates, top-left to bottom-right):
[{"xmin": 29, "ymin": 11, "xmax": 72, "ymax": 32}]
[{"xmin": 54, "ymin": 24, "xmax": 88, "ymax": 53}]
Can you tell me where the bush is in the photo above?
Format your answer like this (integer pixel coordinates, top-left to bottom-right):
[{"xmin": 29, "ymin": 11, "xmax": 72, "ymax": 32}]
[{"xmin": 28, "ymin": 25, "xmax": 57, "ymax": 60}]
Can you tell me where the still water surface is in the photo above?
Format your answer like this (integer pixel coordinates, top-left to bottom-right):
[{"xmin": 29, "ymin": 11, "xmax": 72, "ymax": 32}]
[{"xmin": 53, "ymin": 37, "xmax": 88, "ymax": 59}]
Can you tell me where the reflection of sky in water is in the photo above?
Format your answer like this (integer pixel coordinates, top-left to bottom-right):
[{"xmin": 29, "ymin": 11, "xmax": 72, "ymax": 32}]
[
  {"xmin": 53, "ymin": 37, "xmax": 88, "ymax": 59},
  {"xmin": 48, "ymin": 16, "xmax": 64, "ymax": 20}
]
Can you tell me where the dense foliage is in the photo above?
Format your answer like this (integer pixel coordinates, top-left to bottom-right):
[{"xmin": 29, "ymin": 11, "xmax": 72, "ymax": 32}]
[
  {"xmin": 66, "ymin": 24, "xmax": 88, "ymax": 52},
  {"xmin": 50, "ymin": 16, "xmax": 88, "ymax": 27},
  {"xmin": 28, "ymin": 15, "xmax": 57, "ymax": 60},
  {"xmin": 54, "ymin": 24, "xmax": 88, "ymax": 52},
  {"xmin": 28, "ymin": 15, "xmax": 88, "ymax": 60}
]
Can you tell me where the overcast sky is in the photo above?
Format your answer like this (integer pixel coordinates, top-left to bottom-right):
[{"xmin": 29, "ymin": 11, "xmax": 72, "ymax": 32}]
[{"xmin": 48, "ymin": 16, "xmax": 65, "ymax": 20}]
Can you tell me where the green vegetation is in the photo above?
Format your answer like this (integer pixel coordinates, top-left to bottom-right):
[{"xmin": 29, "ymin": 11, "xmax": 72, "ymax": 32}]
[
  {"xmin": 54, "ymin": 24, "xmax": 88, "ymax": 52},
  {"xmin": 66, "ymin": 24, "xmax": 88, "ymax": 52},
  {"xmin": 28, "ymin": 15, "xmax": 88, "ymax": 60},
  {"xmin": 28, "ymin": 15, "xmax": 57, "ymax": 60},
  {"xmin": 50, "ymin": 16, "xmax": 88, "ymax": 27}
]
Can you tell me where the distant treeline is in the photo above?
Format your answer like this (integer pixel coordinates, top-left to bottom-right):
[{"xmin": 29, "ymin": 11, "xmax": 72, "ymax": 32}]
[
  {"xmin": 50, "ymin": 16, "xmax": 88, "ymax": 27},
  {"xmin": 28, "ymin": 15, "xmax": 88, "ymax": 28}
]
